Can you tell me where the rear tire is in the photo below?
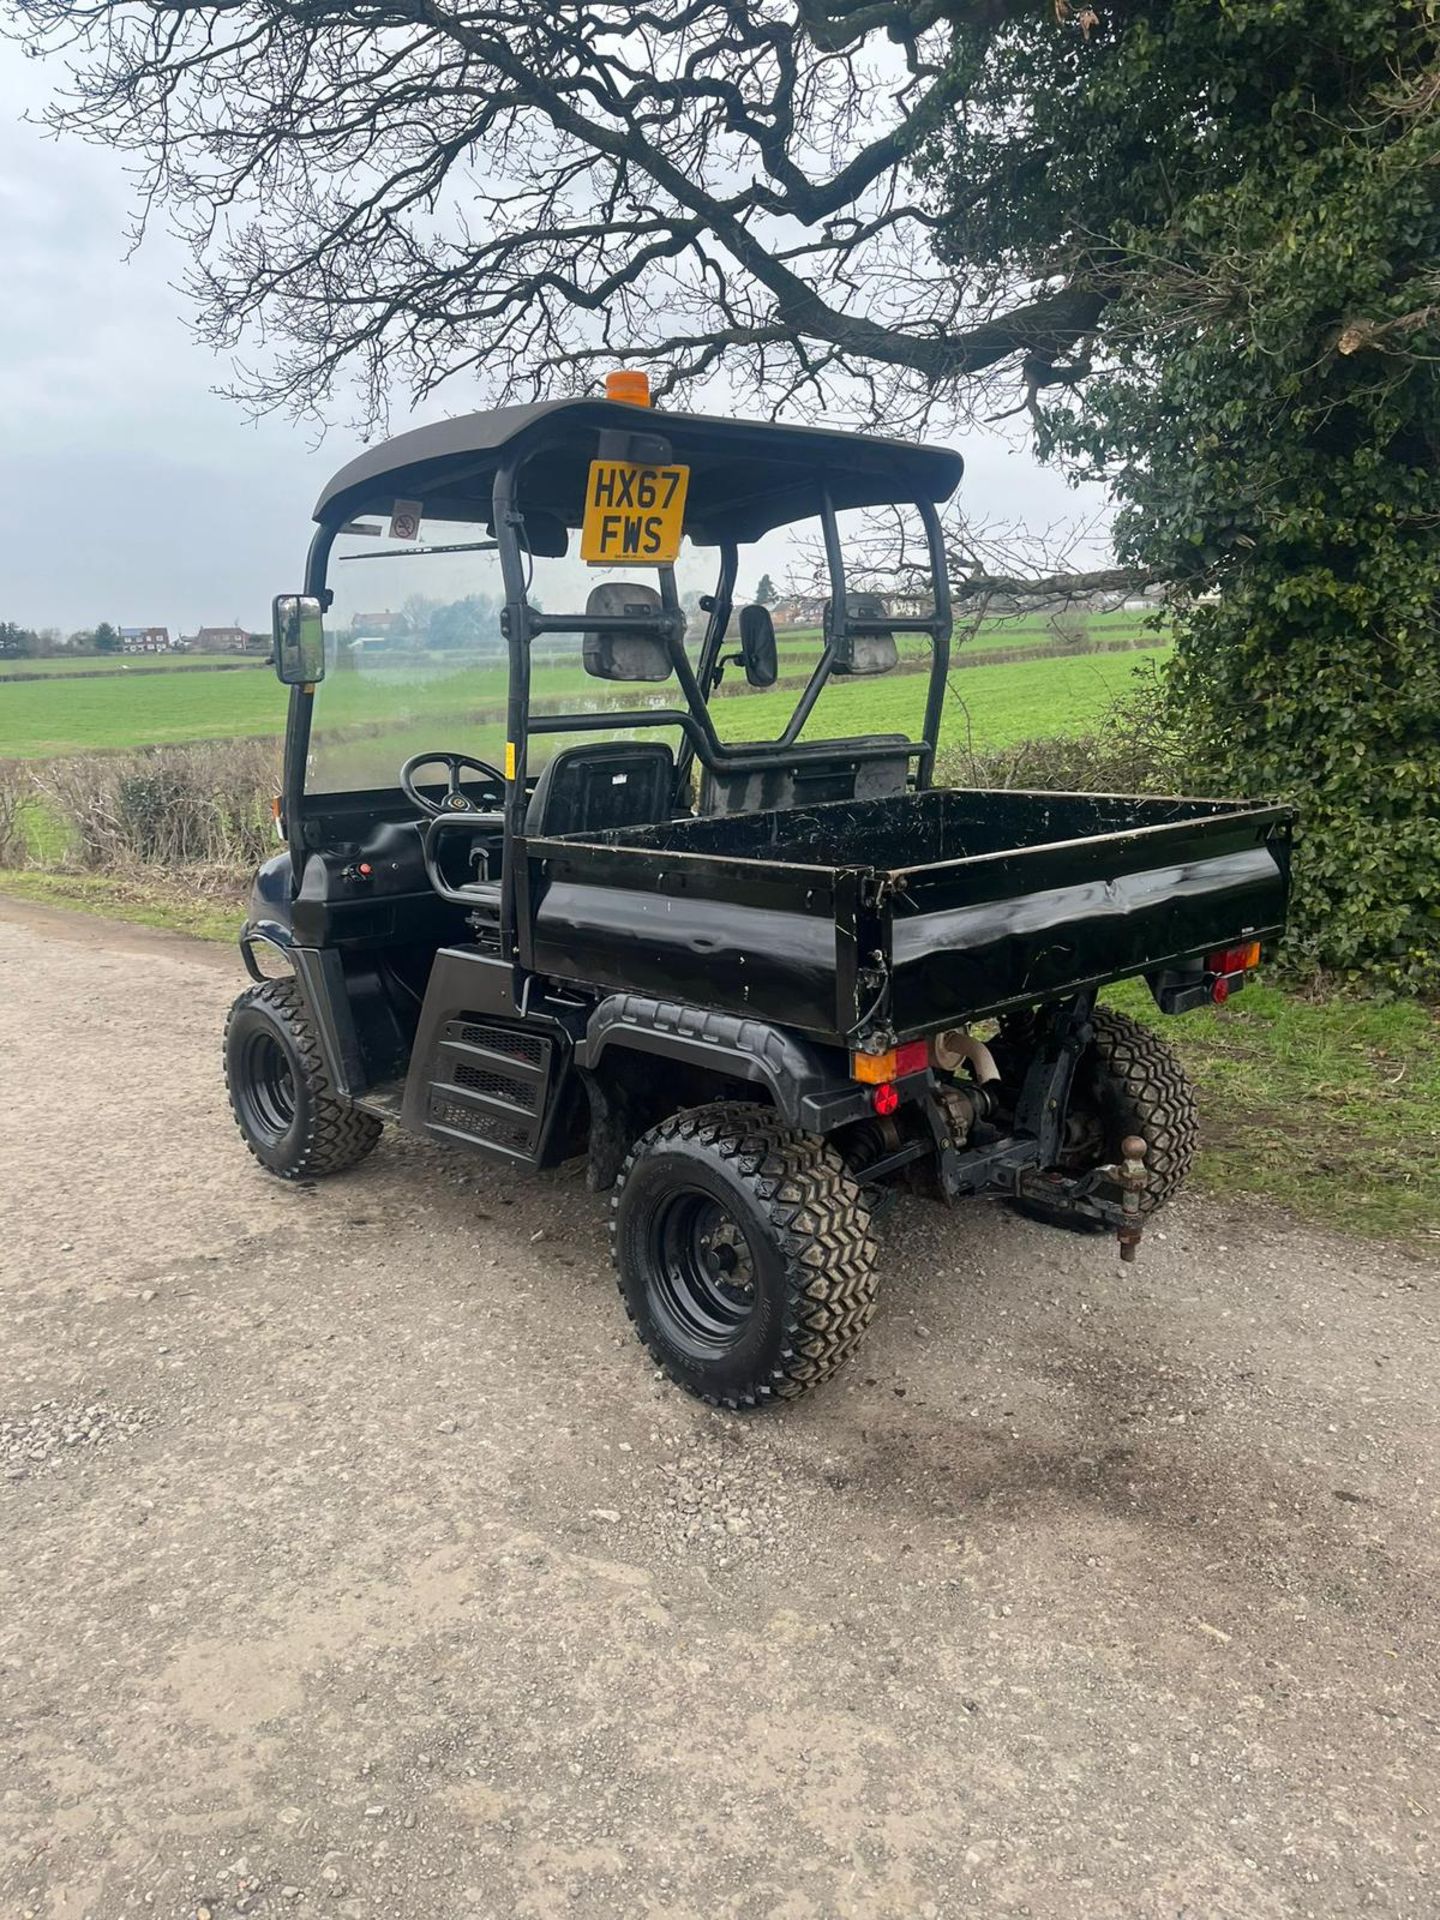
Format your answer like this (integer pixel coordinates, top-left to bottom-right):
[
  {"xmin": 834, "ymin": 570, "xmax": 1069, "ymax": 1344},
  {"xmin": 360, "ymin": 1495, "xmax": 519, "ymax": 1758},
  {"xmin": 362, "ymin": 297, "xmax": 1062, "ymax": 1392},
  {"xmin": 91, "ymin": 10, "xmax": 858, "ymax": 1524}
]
[
  {"xmin": 611, "ymin": 1102, "xmax": 878, "ymax": 1408},
  {"xmin": 1010, "ymin": 1006, "xmax": 1198, "ymax": 1233},
  {"xmin": 224, "ymin": 979, "xmax": 382, "ymax": 1180}
]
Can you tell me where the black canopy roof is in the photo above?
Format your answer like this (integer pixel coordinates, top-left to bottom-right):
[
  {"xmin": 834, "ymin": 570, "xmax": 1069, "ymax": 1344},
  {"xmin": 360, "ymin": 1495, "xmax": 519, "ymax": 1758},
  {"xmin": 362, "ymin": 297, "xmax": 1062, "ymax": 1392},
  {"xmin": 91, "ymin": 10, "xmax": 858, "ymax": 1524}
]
[{"xmin": 313, "ymin": 398, "xmax": 962, "ymax": 544}]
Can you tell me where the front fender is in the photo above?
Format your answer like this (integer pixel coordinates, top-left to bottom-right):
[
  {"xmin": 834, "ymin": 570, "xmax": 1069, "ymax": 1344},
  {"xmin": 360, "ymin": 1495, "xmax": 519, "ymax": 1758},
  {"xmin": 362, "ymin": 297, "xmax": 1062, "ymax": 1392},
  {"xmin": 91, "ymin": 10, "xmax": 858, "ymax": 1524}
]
[{"xmin": 239, "ymin": 851, "xmax": 296, "ymax": 981}]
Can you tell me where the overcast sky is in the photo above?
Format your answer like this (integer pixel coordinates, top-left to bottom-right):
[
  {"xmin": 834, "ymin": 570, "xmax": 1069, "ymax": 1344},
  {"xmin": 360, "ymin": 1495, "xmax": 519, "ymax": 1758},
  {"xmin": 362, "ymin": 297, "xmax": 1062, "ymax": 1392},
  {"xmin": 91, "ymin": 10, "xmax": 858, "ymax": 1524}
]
[{"xmin": 0, "ymin": 38, "xmax": 1106, "ymax": 637}]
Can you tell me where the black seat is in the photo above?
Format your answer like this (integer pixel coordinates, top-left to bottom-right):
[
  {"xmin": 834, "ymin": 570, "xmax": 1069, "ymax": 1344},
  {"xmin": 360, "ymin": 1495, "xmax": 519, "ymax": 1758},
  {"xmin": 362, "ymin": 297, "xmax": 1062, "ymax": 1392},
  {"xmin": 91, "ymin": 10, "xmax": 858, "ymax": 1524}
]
[
  {"xmin": 524, "ymin": 741, "xmax": 677, "ymax": 839},
  {"xmin": 698, "ymin": 735, "xmax": 910, "ymax": 816}
]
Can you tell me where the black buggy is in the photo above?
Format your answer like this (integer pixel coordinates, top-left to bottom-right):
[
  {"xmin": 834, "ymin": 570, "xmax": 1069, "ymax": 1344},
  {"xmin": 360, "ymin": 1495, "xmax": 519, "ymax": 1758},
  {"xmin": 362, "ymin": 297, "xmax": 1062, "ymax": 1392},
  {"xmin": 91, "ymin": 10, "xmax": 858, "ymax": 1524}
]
[{"xmin": 225, "ymin": 379, "xmax": 1292, "ymax": 1408}]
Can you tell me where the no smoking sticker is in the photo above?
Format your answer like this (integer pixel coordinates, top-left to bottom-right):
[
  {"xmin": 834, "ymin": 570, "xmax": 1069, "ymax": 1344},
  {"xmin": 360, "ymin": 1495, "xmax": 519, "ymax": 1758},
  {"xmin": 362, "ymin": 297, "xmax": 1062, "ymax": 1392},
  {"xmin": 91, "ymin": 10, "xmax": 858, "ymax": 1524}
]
[{"xmin": 388, "ymin": 499, "xmax": 423, "ymax": 541}]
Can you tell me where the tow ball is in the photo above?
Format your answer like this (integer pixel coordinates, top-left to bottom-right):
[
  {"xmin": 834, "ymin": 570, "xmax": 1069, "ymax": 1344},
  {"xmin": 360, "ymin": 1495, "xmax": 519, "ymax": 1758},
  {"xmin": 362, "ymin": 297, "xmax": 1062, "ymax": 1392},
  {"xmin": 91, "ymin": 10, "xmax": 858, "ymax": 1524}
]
[{"xmin": 1116, "ymin": 1134, "xmax": 1149, "ymax": 1263}]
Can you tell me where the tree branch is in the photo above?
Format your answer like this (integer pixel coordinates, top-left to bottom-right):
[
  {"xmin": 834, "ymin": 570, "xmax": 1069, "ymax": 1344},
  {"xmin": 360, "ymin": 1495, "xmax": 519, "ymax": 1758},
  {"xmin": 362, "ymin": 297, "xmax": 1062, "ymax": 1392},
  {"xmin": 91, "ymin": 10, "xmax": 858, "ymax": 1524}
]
[
  {"xmin": 953, "ymin": 564, "xmax": 1165, "ymax": 605},
  {"xmin": 3, "ymin": 0, "xmax": 1104, "ymax": 425}
]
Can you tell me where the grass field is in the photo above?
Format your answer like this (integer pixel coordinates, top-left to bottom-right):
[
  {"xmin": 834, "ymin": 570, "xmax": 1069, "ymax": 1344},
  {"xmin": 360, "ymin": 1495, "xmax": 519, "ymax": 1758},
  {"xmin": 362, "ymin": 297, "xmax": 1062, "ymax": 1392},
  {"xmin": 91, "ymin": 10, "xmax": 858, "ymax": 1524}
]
[
  {"xmin": 305, "ymin": 642, "xmax": 1173, "ymax": 789},
  {"xmin": 0, "ymin": 606, "xmax": 1161, "ymax": 756},
  {"xmin": 959, "ymin": 606, "xmax": 1156, "ymax": 647},
  {"xmin": 0, "ymin": 867, "xmax": 249, "ymax": 942},
  {"xmin": 0, "ymin": 653, "xmax": 266, "ymax": 676},
  {"xmin": 2, "ymin": 585, "xmax": 1433, "ymax": 1250},
  {"xmin": 739, "ymin": 647, "xmax": 1170, "ymax": 751},
  {"xmin": 0, "ymin": 665, "xmax": 289, "ymax": 755},
  {"xmin": 1, "ymin": 633, "xmax": 1171, "ymax": 765}
]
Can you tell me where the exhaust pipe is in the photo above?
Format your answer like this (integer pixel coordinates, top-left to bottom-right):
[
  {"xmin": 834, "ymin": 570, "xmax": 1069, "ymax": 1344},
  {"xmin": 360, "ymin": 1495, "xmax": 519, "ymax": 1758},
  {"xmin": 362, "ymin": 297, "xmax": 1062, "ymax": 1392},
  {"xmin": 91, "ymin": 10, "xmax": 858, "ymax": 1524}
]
[{"xmin": 933, "ymin": 1026, "xmax": 1000, "ymax": 1084}]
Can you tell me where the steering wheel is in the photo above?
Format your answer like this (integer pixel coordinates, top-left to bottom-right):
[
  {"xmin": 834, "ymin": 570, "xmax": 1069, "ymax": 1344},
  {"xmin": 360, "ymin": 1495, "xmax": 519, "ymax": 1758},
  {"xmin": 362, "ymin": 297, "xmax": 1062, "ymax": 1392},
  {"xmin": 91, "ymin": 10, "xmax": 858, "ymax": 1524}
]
[{"xmin": 399, "ymin": 750, "xmax": 506, "ymax": 818}]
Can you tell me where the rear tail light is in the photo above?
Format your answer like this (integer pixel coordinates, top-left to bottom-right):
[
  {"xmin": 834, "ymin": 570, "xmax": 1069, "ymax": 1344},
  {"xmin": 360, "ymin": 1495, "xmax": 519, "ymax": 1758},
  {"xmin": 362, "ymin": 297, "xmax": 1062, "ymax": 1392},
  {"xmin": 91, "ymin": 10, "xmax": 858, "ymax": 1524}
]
[
  {"xmin": 851, "ymin": 1038, "xmax": 931, "ymax": 1085},
  {"xmin": 1206, "ymin": 941, "xmax": 1261, "ymax": 975},
  {"xmin": 894, "ymin": 1039, "xmax": 930, "ymax": 1077},
  {"xmin": 1205, "ymin": 940, "xmax": 1261, "ymax": 1004}
]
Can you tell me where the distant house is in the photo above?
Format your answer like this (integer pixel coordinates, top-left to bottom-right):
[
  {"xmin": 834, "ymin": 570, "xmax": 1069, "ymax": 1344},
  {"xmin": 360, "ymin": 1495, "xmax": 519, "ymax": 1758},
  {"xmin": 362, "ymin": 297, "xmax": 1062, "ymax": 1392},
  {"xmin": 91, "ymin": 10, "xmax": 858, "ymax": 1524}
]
[
  {"xmin": 351, "ymin": 610, "xmax": 401, "ymax": 636},
  {"xmin": 183, "ymin": 625, "xmax": 269, "ymax": 654},
  {"xmin": 120, "ymin": 625, "xmax": 171, "ymax": 653},
  {"xmin": 770, "ymin": 596, "xmax": 827, "ymax": 628},
  {"xmin": 770, "ymin": 592, "xmax": 930, "ymax": 627},
  {"xmin": 190, "ymin": 624, "xmax": 254, "ymax": 653},
  {"xmin": 883, "ymin": 592, "xmax": 933, "ymax": 621}
]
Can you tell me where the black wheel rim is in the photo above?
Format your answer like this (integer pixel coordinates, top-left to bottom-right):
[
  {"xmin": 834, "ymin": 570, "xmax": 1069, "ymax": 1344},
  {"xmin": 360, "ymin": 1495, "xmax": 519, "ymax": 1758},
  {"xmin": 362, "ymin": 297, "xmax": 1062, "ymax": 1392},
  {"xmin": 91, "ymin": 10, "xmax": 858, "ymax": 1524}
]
[
  {"xmin": 647, "ymin": 1187, "xmax": 759, "ymax": 1357},
  {"xmin": 236, "ymin": 1029, "xmax": 297, "ymax": 1144}
]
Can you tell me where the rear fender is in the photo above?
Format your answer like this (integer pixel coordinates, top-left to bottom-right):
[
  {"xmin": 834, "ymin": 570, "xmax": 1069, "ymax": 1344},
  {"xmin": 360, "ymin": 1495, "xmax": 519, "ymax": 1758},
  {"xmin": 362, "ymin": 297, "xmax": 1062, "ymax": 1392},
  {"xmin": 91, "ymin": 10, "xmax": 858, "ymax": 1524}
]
[{"xmin": 576, "ymin": 993, "xmax": 867, "ymax": 1132}]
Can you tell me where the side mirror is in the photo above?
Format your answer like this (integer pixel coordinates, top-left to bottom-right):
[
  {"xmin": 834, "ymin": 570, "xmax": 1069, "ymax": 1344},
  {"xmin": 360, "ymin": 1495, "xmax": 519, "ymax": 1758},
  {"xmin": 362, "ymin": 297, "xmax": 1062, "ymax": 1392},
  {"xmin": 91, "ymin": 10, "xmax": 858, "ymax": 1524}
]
[
  {"xmin": 273, "ymin": 595, "xmax": 326, "ymax": 686},
  {"xmin": 825, "ymin": 594, "xmax": 898, "ymax": 676},
  {"xmin": 582, "ymin": 582, "xmax": 673, "ymax": 682},
  {"xmin": 737, "ymin": 604, "xmax": 778, "ymax": 688}
]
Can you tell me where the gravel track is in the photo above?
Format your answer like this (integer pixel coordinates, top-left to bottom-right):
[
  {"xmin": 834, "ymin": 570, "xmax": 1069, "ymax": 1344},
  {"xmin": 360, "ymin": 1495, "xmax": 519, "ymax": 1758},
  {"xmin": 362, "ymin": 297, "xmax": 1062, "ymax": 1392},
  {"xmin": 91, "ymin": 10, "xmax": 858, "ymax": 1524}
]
[{"xmin": 1, "ymin": 897, "xmax": 1436, "ymax": 1919}]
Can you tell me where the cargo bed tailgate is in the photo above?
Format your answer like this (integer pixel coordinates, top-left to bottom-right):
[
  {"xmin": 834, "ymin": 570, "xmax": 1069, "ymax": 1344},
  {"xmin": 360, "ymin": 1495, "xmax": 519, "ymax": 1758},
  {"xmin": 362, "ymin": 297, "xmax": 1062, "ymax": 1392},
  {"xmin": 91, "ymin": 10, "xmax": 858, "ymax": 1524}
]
[{"xmin": 881, "ymin": 795, "xmax": 1291, "ymax": 1031}]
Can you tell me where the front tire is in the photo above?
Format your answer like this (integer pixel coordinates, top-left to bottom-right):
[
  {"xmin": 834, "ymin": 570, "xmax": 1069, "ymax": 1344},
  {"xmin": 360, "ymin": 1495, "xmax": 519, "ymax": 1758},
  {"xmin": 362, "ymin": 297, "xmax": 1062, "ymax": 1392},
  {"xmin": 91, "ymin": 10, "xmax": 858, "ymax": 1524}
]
[
  {"xmin": 611, "ymin": 1103, "xmax": 878, "ymax": 1408},
  {"xmin": 224, "ymin": 979, "xmax": 382, "ymax": 1180},
  {"xmin": 1011, "ymin": 1006, "xmax": 1199, "ymax": 1232}
]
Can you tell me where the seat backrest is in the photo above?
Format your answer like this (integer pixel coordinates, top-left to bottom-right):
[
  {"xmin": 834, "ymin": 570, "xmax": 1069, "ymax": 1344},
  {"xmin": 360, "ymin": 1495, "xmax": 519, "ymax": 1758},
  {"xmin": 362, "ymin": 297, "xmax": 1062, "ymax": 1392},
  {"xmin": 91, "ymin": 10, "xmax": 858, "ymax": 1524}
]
[
  {"xmin": 524, "ymin": 741, "xmax": 676, "ymax": 839},
  {"xmin": 698, "ymin": 736, "xmax": 910, "ymax": 817}
]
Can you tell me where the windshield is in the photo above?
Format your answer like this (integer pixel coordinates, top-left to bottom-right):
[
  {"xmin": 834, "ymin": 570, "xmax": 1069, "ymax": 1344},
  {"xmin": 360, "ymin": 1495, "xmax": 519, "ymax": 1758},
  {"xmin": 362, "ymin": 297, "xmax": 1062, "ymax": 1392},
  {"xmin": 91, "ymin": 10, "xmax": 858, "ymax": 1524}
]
[
  {"xmin": 305, "ymin": 501, "xmax": 937, "ymax": 797},
  {"xmin": 306, "ymin": 520, "xmax": 722, "ymax": 795}
]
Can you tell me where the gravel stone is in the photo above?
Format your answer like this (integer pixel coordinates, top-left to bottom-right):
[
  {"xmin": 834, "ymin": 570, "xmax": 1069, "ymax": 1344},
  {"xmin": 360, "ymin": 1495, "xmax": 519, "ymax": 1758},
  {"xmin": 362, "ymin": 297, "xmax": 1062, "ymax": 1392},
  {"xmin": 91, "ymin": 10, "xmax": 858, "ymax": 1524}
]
[
  {"xmin": 1, "ymin": 1398, "xmax": 149, "ymax": 1472},
  {"xmin": 1, "ymin": 901, "xmax": 1436, "ymax": 1920}
]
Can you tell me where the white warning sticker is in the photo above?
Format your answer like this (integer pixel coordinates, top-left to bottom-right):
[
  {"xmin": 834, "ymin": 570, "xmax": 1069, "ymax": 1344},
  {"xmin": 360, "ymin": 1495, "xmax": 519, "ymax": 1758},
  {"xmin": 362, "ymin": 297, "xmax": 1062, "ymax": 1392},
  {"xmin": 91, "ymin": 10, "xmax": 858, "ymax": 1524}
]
[{"xmin": 388, "ymin": 499, "xmax": 423, "ymax": 541}]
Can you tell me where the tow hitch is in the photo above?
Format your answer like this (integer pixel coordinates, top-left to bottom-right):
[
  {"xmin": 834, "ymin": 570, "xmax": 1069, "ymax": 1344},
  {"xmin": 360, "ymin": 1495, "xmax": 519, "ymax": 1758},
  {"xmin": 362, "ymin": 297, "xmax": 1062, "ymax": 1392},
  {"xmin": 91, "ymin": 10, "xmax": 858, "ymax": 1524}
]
[
  {"xmin": 1006, "ymin": 1129, "xmax": 1153, "ymax": 1258},
  {"xmin": 1116, "ymin": 1134, "xmax": 1149, "ymax": 1263}
]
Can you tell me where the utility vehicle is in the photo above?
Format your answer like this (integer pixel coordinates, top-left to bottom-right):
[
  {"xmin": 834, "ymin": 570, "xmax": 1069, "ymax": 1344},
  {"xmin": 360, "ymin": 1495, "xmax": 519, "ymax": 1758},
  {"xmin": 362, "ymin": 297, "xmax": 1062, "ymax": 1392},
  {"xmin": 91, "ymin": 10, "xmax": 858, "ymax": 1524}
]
[{"xmin": 225, "ymin": 376, "xmax": 1292, "ymax": 1407}]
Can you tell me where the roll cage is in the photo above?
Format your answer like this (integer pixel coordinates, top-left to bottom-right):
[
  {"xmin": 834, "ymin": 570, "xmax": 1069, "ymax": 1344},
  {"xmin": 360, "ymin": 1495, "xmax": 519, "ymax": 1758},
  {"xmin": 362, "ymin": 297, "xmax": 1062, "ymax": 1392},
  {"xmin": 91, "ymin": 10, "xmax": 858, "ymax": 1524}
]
[{"xmin": 284, "ymin": 398, "xmax": 963, "ymax": 957}]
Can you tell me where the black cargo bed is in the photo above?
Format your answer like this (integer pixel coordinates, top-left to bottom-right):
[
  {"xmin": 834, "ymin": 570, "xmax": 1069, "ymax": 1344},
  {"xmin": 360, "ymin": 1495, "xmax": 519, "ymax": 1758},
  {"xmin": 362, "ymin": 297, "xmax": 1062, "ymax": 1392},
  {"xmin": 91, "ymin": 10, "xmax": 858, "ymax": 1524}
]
[{"xmin": 519, "ymin": 788, "xmax": 1293, "ymax": 1042}]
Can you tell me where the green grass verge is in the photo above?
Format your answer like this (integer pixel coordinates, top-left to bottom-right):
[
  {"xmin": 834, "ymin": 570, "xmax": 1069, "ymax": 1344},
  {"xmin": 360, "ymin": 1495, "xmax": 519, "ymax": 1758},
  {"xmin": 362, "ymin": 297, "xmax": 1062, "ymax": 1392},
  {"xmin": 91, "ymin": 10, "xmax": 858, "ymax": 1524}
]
[
  {"xmin": 1106, "ymin": 978, "xmax": 1440, "ymax": 1241},
  {"xmin": 0, "ymin": 868, "xmax": 245, "ymax": 943}
]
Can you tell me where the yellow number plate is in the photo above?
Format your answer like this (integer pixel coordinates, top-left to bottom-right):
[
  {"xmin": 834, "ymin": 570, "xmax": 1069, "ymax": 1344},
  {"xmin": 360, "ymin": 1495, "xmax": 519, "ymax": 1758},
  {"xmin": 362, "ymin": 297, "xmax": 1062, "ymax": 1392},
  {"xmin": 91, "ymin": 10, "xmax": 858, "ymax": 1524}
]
[{"xmin": 580, "ymin": 459, "xmax": 690, "ymax": 566}]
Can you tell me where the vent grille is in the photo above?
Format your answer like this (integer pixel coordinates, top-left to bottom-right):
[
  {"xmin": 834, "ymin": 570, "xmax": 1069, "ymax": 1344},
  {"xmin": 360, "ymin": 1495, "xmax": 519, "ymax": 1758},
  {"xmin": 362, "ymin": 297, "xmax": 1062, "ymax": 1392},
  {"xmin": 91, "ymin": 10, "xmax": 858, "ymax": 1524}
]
[
  {"xmin": 428, "ymin": 1099, "xmax": 530, "ymax": 1151},
  {"xmin": 458, "ymin": 1023, "xmax": 546, "ymax": 1067},
  {"xmin": 453, "ymin": 1061, "xmax": 536, "ymax": 1111}
]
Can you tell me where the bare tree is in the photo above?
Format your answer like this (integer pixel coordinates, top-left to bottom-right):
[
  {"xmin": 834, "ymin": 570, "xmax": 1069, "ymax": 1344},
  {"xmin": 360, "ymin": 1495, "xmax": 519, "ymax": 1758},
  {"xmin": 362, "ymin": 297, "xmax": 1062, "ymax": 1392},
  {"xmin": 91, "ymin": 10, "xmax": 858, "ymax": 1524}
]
[
  {"xmin": 796, "ymin": 496, "xmax": 1160, "ymax": 622},
  {"xmin": 4, "ymin": 0, "xmax": 1102, "ymax": 430}
]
